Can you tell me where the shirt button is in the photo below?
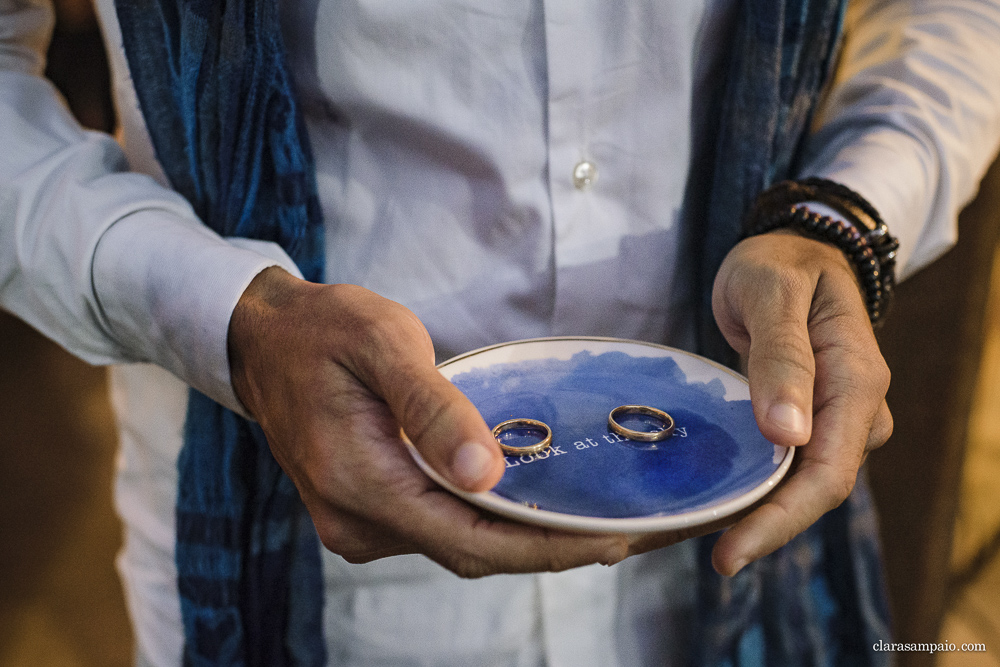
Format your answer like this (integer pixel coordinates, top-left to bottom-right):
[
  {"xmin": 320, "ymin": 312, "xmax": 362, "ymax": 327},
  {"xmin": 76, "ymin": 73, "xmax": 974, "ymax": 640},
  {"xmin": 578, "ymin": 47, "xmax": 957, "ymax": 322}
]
[{"xmin": 572, "ymin": 160, "xmax": 598, "ymax": 190}]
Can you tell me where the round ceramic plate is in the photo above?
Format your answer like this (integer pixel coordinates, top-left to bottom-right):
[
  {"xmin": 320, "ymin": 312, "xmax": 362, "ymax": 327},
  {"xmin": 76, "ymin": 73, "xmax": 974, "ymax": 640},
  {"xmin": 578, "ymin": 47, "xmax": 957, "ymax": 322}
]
[{"xmin": 407, "ymin": 337, "xmax": 793, "ymax": 534}]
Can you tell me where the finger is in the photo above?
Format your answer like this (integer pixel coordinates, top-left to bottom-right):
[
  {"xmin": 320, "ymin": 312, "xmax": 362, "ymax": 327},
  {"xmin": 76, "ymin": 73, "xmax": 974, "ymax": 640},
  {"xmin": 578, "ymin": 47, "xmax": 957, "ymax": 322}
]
[
  {"xmin": 387, "ymin": 366, "xmax": 505, "ymax": 492},
  {"xmin": 712, "ymin": 312, "xmax": 889, "ymax": 575},
  {"xmin": 725, "ymin": 268, "xmax": 816, "ymax": 447},
  {"xmin": 338, "ymin": 302, "xmax": 506, "ymax": 493},
  {"xmin": 710, "ymin": 456, "xmax": 855, "ymax": 576},
  {"xmin": 712, "ymin": 397, "xmax": 882, "ymax": 576},
  {"xmin": 745, "ymin": 326, "xmax": 815, "ymax": 447},
  {"xmin": 308, "ymin": 410, "xmax": 629, "ymax": 576},
  {"xmin": 626, "ymin": 507, "xmax": 752, "ymax": 557},
  {"xmin": 393, "ymin": 487, "xmax": 631, "ymax": 578}
]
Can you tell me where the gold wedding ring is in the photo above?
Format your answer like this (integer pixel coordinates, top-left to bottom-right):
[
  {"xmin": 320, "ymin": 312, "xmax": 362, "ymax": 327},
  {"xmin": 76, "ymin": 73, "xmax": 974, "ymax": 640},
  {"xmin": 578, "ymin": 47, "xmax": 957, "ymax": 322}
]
[
  {"xmin": 608, "ymin": 405, "xmax": 675, "ymax": 442},
  {"xmin": 492, "ymin": 418, "xmax": 553, "ymax": 456}
]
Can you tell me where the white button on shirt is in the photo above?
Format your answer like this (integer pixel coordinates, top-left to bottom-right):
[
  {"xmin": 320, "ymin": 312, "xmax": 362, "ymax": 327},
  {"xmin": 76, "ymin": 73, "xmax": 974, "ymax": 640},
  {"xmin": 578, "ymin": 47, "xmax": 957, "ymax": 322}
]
[{"xmin": 572, "ymin": 161, "xmax": 598, "ymax": 190}]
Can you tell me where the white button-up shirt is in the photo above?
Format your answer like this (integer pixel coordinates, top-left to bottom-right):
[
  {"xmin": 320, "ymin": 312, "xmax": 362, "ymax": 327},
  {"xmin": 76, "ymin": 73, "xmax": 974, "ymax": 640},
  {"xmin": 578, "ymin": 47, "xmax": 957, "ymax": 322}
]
[{"xmin": 3, "ymin": 0, "xmax": 1000, "ymax": 664}]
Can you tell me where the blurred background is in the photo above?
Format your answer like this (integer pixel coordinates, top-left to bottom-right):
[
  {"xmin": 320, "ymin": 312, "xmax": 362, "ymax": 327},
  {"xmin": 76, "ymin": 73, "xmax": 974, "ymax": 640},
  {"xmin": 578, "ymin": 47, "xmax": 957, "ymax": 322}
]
[
  {"xmin": 0, "ymin": 4, "xmax": 128, "ymax": 666},
  {"xmin": 1, "ymin": 1, "xmax": 999, "ymax": 666}
]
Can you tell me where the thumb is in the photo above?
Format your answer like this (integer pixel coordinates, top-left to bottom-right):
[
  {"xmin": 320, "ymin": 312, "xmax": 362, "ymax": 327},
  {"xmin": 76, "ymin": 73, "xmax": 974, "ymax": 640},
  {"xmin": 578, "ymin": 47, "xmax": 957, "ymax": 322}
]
[
  {"xmin": 713, "ymin": 247, "xmax": 815, "ymax": 447},
  {"xmin": 343, "ymin": 305, "xmax": 505, "ymax": 493},
  {"xmin": 388, "ymin": 363, "xmax": 506, "ymax": 492},
  {"xmin": 743, "ymin": 306, "xmax": 814, "ymax": 447}
]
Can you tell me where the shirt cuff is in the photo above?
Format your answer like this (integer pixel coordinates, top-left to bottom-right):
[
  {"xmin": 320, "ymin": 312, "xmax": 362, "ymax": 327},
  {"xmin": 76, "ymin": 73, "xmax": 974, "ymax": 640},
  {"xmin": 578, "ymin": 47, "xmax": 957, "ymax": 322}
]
[
  {"xmin": 798, "ymin": 126, "xmax": 949, "ymax": 282},
  {"xmin": 92, "ymin": 209, "xmax": 302, "ymax": 417}
]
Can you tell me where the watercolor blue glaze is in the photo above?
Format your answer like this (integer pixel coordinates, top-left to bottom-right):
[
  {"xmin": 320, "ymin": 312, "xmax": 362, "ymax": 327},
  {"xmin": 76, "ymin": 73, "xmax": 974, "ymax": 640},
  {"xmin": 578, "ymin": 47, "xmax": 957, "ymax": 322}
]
[{"xmin": 449, "ymin": 350, "xmax": 779, "ymax": 519}]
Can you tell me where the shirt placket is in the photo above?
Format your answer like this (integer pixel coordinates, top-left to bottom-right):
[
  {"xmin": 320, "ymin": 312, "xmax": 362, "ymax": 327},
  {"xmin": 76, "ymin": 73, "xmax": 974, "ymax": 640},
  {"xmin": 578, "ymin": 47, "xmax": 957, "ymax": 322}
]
[
  {"xmin": 543, "ymin": 0, "xmax": 611, "ymax": 337},
  {"xmin": 537, "ymin": 3, "xmax": 622, "ymax": 666}
]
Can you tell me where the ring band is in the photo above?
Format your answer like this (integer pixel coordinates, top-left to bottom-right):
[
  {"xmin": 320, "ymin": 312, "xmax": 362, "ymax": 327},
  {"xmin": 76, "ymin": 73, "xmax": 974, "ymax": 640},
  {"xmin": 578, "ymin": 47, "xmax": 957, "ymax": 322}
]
[
  {"xmin": 608, "ymin": 405, "xmax": 675, "ymax": 442},
  {"xmin": 492, "ymin": 418, "xmax": 553, "ymax": 456}
]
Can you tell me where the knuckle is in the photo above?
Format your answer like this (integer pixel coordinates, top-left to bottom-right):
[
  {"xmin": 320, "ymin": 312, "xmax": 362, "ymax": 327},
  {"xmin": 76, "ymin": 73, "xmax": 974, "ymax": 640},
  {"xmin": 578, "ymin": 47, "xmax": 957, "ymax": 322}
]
[
  {"xmin": 315, "ymin": 521, "xmax": 387, "ymax": 565},
  {"xmin": 874, "ymin": 358, "xmax": 891, "ymax": 394},
  {"xmin": 428, "ymin": 529, "xmax": 497, "ymax": 579},
  {"xmin": 736, "ymin": 260, "xmax": 811, "ymax": 308},
  {"xmin": 452, "ymin": 562, "xmax": 489, "ymax": 579},
  {"xmin": 362, "ymin": 314, "xmax": 410, "ymax": 354},
  {"xmin": 396, "ymin": 380, "xmax": 450, "ymax": 444},
  {"xmin": 315, "ymin": 522, "xmax": 352, "ymax": 558},
  {"xmin": 541, "ymin": 545, "xmax": 578, "ymax": 573},
  {"xmin": 808, "ymin": 298, "xmax": 856, "ymax": 334},
  {"xmin": 442, "ymin": 551, "xmax": 493, "ymax": 579},
  {"xmin": 750, "ymin": 329, "xmax": 815, "ymax": 381},
  {"xmin": 769, "ymin": 263, "xmax": 812, "ymax": 301},
  {"xmin": 867, "ymin": 408, "xmax": 893, "ymax": 451},
  {"xmin": 878, "ymin": 411, "xmax": 894, "ymax": 442},
  {"xmin": 346, "ymin": 302, "xmax": 430, "ymax": 365},
  {"xmin": 758, "ymin": 328, "xmax": 814, "ymax": 365},
  {"xmin": 856, "ymin": 354, "xmax": 891, "ymax": 403}
]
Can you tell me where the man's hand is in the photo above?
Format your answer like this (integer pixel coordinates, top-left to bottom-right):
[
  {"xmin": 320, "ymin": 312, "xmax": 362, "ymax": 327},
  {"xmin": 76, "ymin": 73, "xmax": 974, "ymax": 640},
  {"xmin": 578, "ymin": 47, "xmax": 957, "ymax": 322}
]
[
  {"xmin": 228, "ymin": 267, "xmax": 630, "ymax": 578},
  {"xmin": 710, "ymin": 230, "xmax": 893, "ymax": 576}
]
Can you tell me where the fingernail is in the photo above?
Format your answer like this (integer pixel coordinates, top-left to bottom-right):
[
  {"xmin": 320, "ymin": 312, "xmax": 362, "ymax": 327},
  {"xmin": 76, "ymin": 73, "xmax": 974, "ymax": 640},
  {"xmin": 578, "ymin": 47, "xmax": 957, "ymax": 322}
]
[
  {"xmin": 451, "ymin": 441, "xmax": 494, "ymax": 488},
  {"xmin": 768, "ymin": 402, "xmax": 807, "ymax": 438}
]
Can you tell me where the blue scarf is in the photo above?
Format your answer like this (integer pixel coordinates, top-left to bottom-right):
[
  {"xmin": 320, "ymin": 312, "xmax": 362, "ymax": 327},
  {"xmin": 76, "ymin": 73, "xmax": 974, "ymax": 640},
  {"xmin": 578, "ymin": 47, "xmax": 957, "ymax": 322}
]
[
  {"xmin": 114, "ymin": 0, "xmax": 888, "ymax": 665},
  {"xmin": 694, "ymin": 3, "xmax": 891, "ymax": 665},
  {"xmin": 115, "ymin": 1, "xmax": 324, "ymax": 664},
  {"xmin": 697, "ymin": 0, "xmax": 849, "ymax": 364}
]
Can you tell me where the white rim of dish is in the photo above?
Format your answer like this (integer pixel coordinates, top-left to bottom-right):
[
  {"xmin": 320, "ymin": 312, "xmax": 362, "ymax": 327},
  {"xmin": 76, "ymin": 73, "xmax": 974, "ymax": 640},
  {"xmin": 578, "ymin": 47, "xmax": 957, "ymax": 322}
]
[{"xmin": 406, "ymin": 336, "xmax": 794, "ymax": 534}]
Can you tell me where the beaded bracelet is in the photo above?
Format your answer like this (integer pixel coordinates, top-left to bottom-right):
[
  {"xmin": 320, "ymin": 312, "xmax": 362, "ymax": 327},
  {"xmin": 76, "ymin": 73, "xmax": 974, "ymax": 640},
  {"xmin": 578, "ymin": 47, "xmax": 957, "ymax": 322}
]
[{"xmin": 746, "ymin": 178, "xmax": 899, "ymax": 326}]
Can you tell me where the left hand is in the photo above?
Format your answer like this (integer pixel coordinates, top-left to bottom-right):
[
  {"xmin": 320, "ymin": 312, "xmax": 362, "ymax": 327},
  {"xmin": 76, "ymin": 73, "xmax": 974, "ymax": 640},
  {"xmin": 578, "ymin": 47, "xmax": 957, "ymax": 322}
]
[{"xmin": 709, "ymin": 229, "xmax": 893, "ymax": 576}]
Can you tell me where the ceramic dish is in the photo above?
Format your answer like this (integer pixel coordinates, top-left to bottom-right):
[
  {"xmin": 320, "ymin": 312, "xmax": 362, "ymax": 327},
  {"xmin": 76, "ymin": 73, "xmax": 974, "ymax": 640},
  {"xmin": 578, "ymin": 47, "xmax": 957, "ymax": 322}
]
[{"xmin": 407, "ymin": 337, "xmax": 793, "ymax": 533}]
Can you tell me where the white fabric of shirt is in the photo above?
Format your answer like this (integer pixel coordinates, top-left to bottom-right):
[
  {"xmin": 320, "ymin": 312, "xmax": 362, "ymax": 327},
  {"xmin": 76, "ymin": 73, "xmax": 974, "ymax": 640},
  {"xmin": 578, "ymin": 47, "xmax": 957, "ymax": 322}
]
[{"xmin": 2, "ymin": 0, "xmax": 1000, "ymax": 665}]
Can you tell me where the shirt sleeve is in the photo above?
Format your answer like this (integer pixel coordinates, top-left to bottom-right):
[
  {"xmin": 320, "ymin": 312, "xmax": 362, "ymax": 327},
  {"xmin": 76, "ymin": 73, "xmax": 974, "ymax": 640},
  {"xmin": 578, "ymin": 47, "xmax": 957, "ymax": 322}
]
[
  {"xmin": 0, "ymin": 0, "xmax": 300, "ymax": 415},
  {"xmin": 798, "ymin": 0, "xmax": 1000, "ymax": 280}
]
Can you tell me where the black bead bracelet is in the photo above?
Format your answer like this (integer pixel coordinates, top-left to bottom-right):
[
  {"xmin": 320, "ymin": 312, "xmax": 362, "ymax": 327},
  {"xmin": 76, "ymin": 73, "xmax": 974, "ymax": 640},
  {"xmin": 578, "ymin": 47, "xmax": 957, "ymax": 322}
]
[{"xmin": 746, "ymin": 178, "xmax": 899, "ymax": 326}]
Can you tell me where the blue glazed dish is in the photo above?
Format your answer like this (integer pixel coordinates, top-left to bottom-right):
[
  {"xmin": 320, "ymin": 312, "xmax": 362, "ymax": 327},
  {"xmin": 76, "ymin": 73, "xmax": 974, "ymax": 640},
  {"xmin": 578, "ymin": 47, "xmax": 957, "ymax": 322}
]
[{"xmin": 407, "ymin": 337, "xmax": 793, "ymax": 533}]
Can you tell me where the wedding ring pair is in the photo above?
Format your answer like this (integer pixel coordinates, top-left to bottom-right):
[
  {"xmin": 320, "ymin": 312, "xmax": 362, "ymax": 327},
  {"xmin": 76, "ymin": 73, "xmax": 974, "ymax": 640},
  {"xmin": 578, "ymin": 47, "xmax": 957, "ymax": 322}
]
[{"xmin": 492, "ymin": 405, "xmax": 675, "ymax": 455}]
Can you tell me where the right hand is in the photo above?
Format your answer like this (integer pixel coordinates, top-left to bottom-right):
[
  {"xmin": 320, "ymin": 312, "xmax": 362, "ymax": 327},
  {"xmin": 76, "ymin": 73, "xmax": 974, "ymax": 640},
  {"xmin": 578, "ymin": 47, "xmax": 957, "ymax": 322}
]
[{"xmin": 227, "ymin": 266, "xmax": 634, "ymax": 577}]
